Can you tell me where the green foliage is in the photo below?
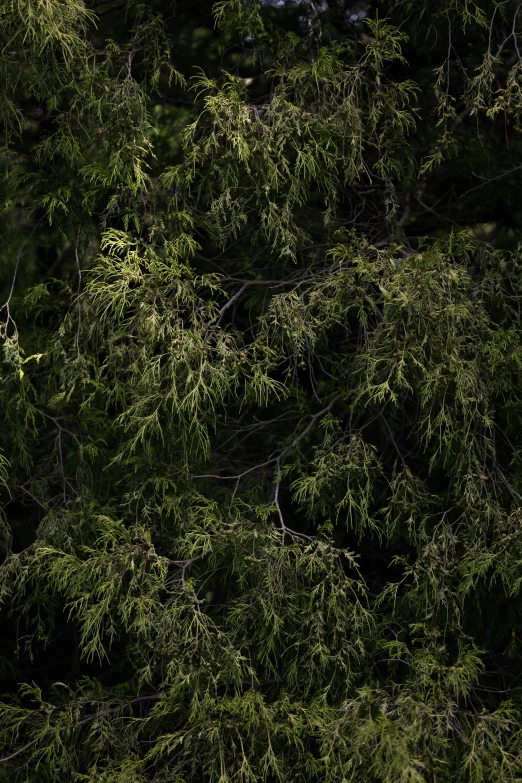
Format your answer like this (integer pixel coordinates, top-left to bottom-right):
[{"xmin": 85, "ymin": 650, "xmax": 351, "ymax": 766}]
[{"xmin": 2, "ymin": 0, "xmax": 522, "ymax": 781}]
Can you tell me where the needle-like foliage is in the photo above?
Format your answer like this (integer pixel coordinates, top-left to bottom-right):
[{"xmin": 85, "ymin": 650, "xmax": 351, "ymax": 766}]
[{"xmin": 2, "ymin": 1, "xmax": 522, "ymax": 781}]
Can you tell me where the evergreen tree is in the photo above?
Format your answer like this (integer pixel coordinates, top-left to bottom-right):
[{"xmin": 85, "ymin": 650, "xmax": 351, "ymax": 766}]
[{"xmin": 2, "ymin": 0, "xmax": 522, "ymax": 780}]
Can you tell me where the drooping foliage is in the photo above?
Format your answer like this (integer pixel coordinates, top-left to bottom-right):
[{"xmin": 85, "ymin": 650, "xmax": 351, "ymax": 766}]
[{"xmin": 2, "ymin": 0, "xmax": 522, "ymax": 781}]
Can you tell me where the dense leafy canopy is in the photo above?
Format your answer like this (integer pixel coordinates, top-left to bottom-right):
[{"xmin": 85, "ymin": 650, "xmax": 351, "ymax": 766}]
[{"xmin": 2, "ymin": 0, "xmax": 522, "ymax": 780}]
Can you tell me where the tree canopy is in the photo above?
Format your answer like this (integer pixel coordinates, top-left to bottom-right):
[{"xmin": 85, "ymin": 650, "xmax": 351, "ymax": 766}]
[{"xmin": 2, "ymin": 0, "xmax": 522, "ymax": 781}]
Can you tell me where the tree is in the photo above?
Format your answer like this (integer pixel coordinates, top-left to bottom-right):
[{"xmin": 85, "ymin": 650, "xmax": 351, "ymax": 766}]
[{"xmin": 2, "ymin": 0, "xmax": 522, "ymax": 780}]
